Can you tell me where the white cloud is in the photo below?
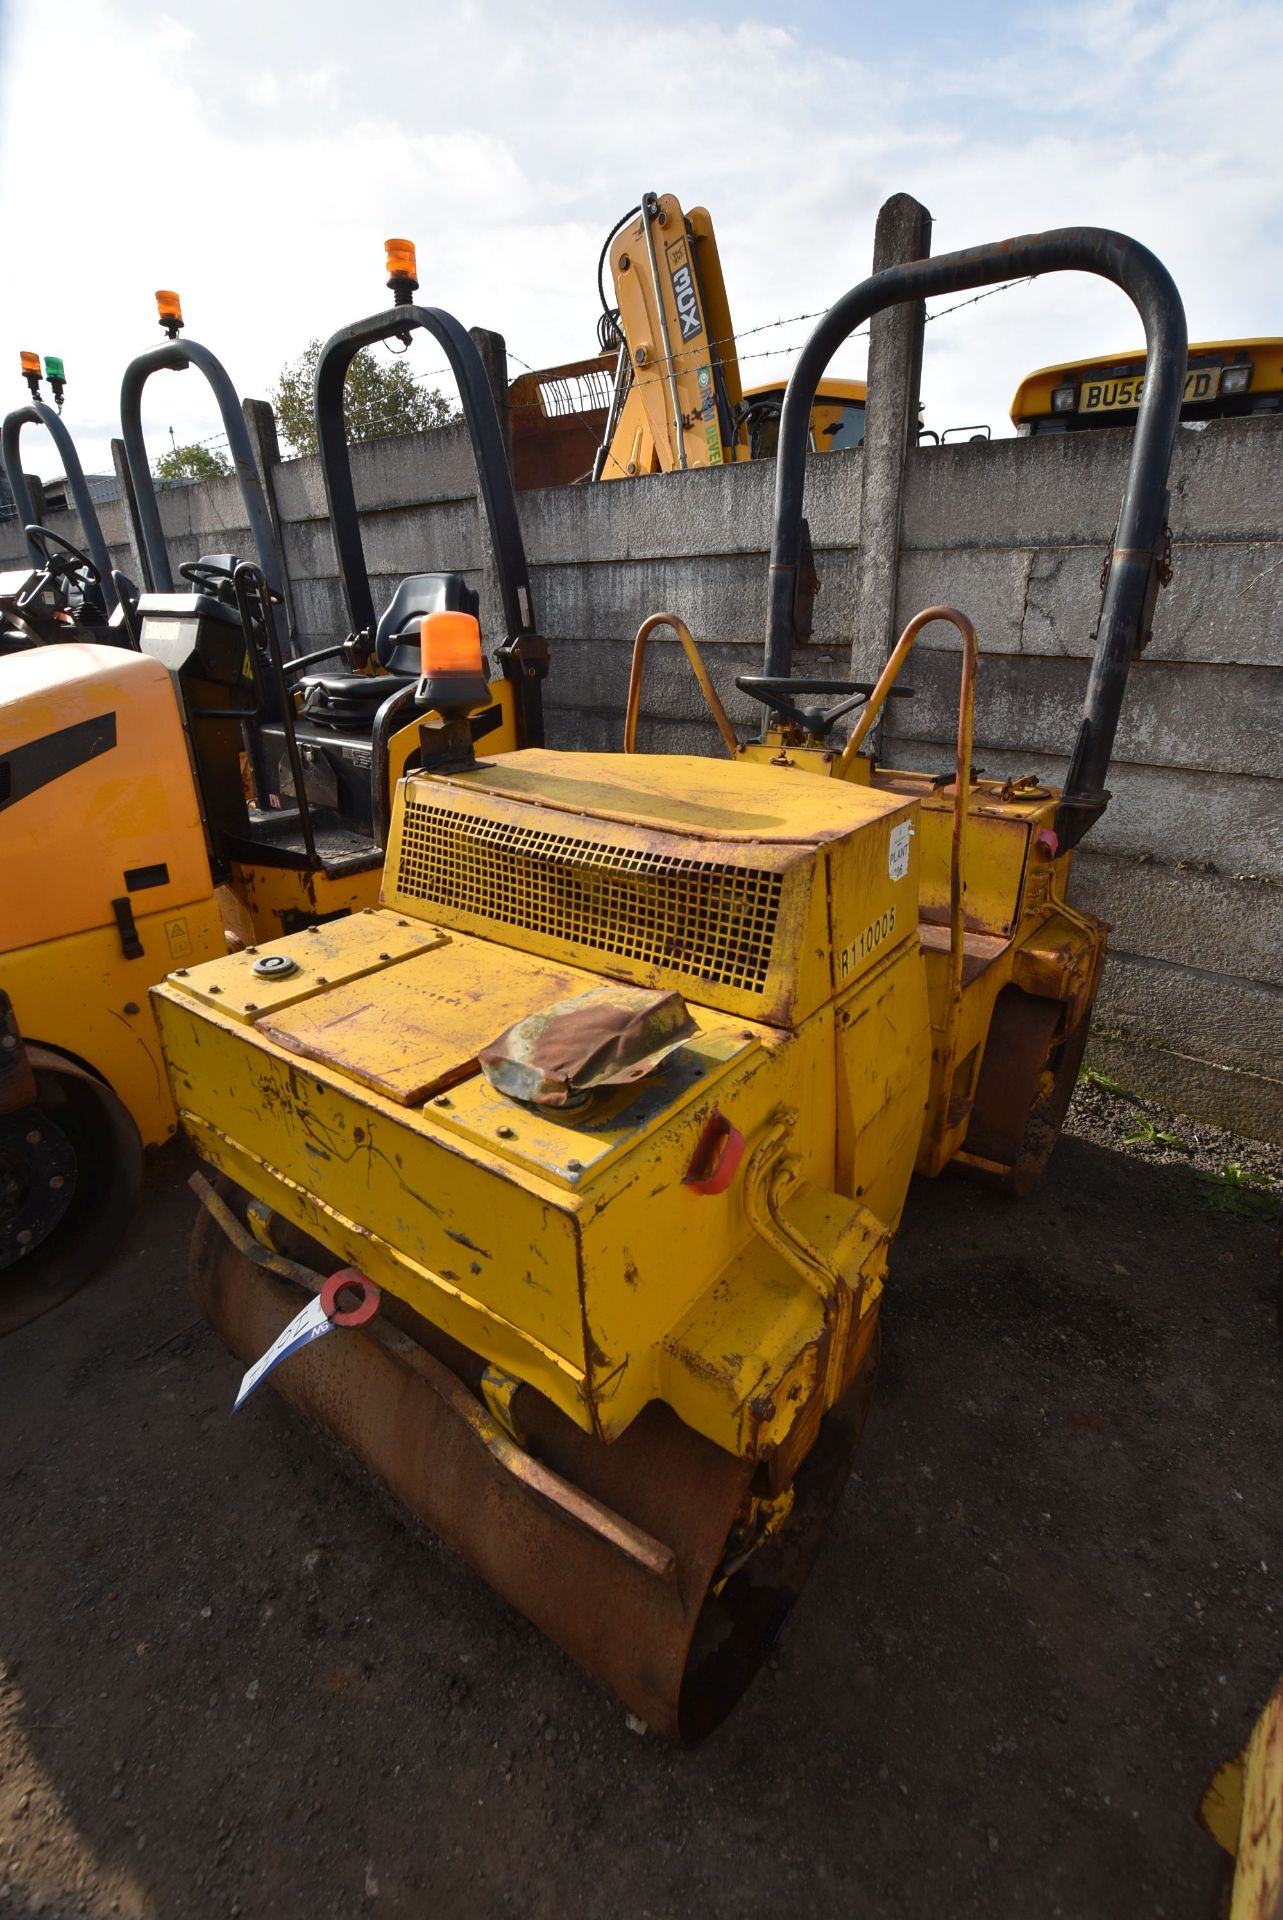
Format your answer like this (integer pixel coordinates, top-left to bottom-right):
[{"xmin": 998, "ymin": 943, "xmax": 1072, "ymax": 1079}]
[{"xmin": 0, "ymin": 0, "xmax": 1278, "ymax": 476}]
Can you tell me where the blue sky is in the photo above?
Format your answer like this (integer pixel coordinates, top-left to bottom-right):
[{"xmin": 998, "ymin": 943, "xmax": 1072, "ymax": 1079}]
[{"xmin": 0, "ymin": 0, "xmax": 1278, "ymax": 472}]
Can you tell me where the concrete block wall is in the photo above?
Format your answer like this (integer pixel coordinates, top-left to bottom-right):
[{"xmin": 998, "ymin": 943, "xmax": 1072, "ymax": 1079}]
[
  {"xmin": 5, "ymin": 411, "xmax": 1279, "ymax": 1140},
  {"xmin": 885, "ymin": 421, "xmax": 1283, "ymax": 1142}
]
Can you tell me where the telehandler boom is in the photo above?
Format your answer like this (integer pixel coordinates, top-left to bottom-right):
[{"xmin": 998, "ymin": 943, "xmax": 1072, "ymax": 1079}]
[
  {"xmin": 594, "ymin": 192, "xmax": 868, "ymax": 481},
  {"xmin": 155, "ymin": 224, "xmax": 1185, "ymax": 1740}
]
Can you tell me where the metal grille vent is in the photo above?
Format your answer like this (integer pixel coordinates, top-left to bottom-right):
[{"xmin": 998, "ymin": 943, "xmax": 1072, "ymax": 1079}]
[{"xmin": 396, "ymin": 801, "xmax": 783, "ymax": 993}]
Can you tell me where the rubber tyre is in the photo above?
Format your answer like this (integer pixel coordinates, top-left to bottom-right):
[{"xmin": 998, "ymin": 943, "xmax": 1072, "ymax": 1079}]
[{"xmin": 0, "ymin": 1049, "xmax": 143, "ymax": 1335}]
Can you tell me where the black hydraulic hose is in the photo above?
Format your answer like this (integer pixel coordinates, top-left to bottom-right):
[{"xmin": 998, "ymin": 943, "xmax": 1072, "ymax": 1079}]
[
  {"xmin": 1, "ymin": 402, "xmax": 117, "ymax": 603},
  {"xmin": 598, "ymin": 204, "xmax": 641, "ymax": 324},
  {"xmin": 765, "ymin": 227, "xmax": 1187, "ymax": 847},
  {"xmin": 282, "ymin": 641, "xmax": 350, "ymax": 679},
  {"xmin": 119, "ymin": 339, "xmax": 282, "ymax": 595}
]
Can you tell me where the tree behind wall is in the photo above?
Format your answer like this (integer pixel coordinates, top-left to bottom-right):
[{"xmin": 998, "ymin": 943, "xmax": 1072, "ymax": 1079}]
[
  {"xmin": 271, "ymin": 340, "xmax": 459, "ymax": 457},
  {"xmin": 154, "ymin": 443, "xmax": 231, "ymax": 483}
]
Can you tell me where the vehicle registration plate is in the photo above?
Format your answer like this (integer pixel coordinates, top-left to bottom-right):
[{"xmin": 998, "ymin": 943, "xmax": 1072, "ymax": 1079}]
[{"xmin": 1078, "ymin": 367, "xmax": 1222, "ymax": 413}]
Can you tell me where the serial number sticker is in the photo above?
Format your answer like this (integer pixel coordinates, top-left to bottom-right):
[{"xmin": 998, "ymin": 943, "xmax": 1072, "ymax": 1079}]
[
  {"xmin": 838, "ymin": 905, "xmax": 897, "ymax": 978},
  {"xmin": 888, "ymin": 820, "xmax": 911, "ymax": 881}
]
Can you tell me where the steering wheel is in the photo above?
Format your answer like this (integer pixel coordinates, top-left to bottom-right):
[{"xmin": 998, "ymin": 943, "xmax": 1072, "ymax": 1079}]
[
  {"xmin": 735, "ymin": 674, "xmax": 914, "ymax": 736},
  {"xmin": 17, "ymin": 524, "xmax": 103, "ymax": 608},
  {"xmin": 179, "ymin": 558, "xmax": 238, "ymax": 593},
  {"xmin": 182, "ymin": 556, "xmax": 285, "ymax": 603}
]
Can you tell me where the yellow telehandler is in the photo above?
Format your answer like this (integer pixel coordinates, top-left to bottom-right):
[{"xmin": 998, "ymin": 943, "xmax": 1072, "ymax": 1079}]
[
  {"xmin": 592, "ymin": 191, "xmax": 868, "ymax": 480},
  {"xmin": 155, "ymin": 224, "xmax": 1186, "ymax": 1738}
]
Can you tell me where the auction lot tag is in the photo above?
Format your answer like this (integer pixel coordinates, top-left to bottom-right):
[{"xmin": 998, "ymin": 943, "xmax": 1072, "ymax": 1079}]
[
  {"xmin": 231, "ymin": 1271, "xmax": 379, "ymax": 1413},
  {"xmin": 232, "ymin": 1295, "xmax": 332, "ymax": 1412}
]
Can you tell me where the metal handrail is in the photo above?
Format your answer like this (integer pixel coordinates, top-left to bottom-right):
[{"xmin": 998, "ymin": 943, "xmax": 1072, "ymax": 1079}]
[
  {"xmin": 624, "ymin": 611, "xmax": 739, "ymax": 756},
  {"xmin": 312, "ymin": 300, "xmax": 545, "ymax": 749},
  {"xmin": 766, "ymin": 227, "xmax": 1187, "ymax": 848},
  {"xmin": 120, "ymin": 339, "xmax": 282, "ymax": 596},
  {"xmin": 1, "ymin": 402, "xmax": 117, "ymax": 602},
  {"xmin": 838, "ymin": 605, "xmax": 978, "ymax": 1115}
]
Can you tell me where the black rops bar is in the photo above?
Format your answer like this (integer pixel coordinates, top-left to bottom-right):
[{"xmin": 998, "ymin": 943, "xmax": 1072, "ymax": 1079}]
[
  {"xmin": 313, "ymin": 305, "xmax": 544, "ymax": 746},
  {"xmin": 119, "ymin": 339, "xmax": 282, "ymax": 596},
  {"xmin": 2, "ymin": 401, "xmax": 117, "ymax": 604},
  {"xmin": 766, "ymin": 228, "xmax": 1187, "ymax": 849}
]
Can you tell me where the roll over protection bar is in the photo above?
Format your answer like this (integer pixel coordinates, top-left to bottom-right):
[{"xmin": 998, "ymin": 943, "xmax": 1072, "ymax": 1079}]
[
  {"xmin": 1, "ymin": 402, "xmax": 117, "ymax": 604},
  {"xmin": 119, "ymin": 339, "xmax": 281, "ymax": 595},
  {"xmin": 313, "ymin": 306, "xmax": 545, "ymax": 746},
  {"xmin": 766, "ymin": 227, "xmax": 1188, "ymax": 849}
]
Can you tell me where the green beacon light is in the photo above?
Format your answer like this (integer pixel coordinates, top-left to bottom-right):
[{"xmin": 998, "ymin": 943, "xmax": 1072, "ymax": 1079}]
[{"xmin": 44, "ymin": 354, "xmax": 67, "ymax": 413}]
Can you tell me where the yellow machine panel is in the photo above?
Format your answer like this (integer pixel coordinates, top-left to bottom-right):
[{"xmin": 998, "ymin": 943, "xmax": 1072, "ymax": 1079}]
[
  {"xmin": 382, "ymin": 749, "xmax": 920, "ymax": 1028},
  {"xmin": 2, "ymin": 898, "xmax": 226, "ymax": 1149},
  {"xmin": 154, "ymin": 751, "xmax": 928, "ymax": 1459},
  {"xmin": 1, "ymin": 642, "xmax": 215, "ymax": 954}
]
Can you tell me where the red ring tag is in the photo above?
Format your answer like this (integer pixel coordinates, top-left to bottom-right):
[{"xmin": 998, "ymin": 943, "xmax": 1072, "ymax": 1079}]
[
  {"xmin": 683, "ymin": 1110, "xmax": 746, "ymax": 1196},
  {"xmin": 320, "ymin": 1269, "xmax": 380, "ymax": 1326}
]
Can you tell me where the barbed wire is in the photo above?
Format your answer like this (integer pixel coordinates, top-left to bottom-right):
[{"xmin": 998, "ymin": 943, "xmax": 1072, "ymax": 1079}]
[
  {"xmin": 166, "ymin": 277, "xmax": 1034, "ymax": 456},
  {"xmin": 926, "ymin": 277, "xmax": 1032, "ymax": 324}
]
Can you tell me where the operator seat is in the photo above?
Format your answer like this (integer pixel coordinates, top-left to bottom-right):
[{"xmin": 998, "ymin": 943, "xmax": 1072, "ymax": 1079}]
[{"xmin": 295, "ymin": 571, "xmax": 480, "ymax": 730}]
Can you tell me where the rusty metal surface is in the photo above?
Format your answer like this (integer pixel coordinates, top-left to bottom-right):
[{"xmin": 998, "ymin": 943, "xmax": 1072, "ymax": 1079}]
[
  {"xmin": 1201, "ymin": 1674, "xmax": 1283, "ymax": 1920},
  {"xmin": 479, "ymin": 984, "xmax": 696, "ymax": 1108},
  {"xmin": 190, "ymin": 1189, "xmax": 873, "ymax": 1741},
  {"xmin": 1235, "ymin": 1676, "xmax": 1283, "ymax": 1920},
  {"xmin": 508, "ymin": 354, "xmax": 613, "ymax": 491},
  {"xmin": 956, "ymin": 981, "xmax": 1099, "ymax": 1196},
  {"xmin": 624, "ymin": 613, "xmax": 740, "ymax": 758},
  {"xmin": 256, "ymin": 932, "xmax": 585, "ymax": 1108},
  {"xmin": 191, "ymin": 1172, "xmax": 676, "ymax": 1581}
]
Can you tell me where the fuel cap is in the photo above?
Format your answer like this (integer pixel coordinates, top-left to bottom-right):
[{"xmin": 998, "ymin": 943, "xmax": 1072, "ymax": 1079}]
[{"xmin": 251, "ymin": 953, "xmax": 300, "ymax": 979}]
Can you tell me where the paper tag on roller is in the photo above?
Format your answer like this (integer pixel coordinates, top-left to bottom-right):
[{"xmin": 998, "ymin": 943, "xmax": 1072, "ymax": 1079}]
[{"xmin": 232, "ymin": 1294, "xmax": 333, "ymax": 1412}]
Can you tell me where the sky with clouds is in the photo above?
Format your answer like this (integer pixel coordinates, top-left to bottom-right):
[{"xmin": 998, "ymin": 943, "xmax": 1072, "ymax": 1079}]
[{"xmin": 0, "ymin": 0, "xmax": 1279, "ymax": 477}]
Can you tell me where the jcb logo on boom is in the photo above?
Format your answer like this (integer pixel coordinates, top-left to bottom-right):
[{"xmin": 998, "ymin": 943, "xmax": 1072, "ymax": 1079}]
[{"xmin": 665, "ymin": 237, "xmax": 704, "ymax": 343}]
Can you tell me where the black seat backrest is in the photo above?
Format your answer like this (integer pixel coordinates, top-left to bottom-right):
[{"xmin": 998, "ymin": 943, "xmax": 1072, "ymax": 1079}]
[{"xmin": 374, "ymin": 571, "xmax": 480, "ymax": 675}]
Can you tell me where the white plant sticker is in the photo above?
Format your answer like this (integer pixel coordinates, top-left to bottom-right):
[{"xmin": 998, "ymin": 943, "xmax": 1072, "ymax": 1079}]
[{"xmin": 888, "ymin": 820, "xmax": 911, "ymax": 882}]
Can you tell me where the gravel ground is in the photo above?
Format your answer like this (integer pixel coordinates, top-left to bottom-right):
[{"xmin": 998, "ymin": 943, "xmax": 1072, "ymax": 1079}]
[{"xmin": 1, "ymin": 1081, "xmax": 1279, "ymax": 1920}]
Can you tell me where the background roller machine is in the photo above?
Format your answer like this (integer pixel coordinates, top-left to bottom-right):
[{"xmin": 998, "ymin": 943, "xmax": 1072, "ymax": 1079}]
[
  {"xmin": 121, "ymin": 251, "xmax": 546, "ymax": 940},
  {"xmin": 0, "ymin": 255, "xmax": 545, "ymax": 1331},
  {"xmin": 1, "ymin": 353, "xmax": 134, "ymax": 650},
  {"xmin": 157, "ymin": 228, "xmax": 1186, "ymax": 1736}
]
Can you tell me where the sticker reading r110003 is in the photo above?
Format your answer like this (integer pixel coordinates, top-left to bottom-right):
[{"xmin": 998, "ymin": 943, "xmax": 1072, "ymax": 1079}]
[{"xmin": 838, "ymin": 905, "xmax": 897, "ymax": 979}]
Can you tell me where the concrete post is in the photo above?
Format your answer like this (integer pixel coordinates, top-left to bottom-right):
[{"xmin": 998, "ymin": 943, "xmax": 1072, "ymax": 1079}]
[
  {"xmin": 850, "ymin": 193, "xmax": 932, "ymax": 745},
  {"xmin": 242, "ymin": 397, "xmax": 298, "ymax": 643},
  {"xmin": 468, "ymin": 327, "xmax": 512, "ymax": 473},
  {"xmin": 110, "ymin": 436, "xmax": 152, "ymax": 592},
  {"xmin": 22, "ymin": 475, "xmax": 47, "ymax": 525}
]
